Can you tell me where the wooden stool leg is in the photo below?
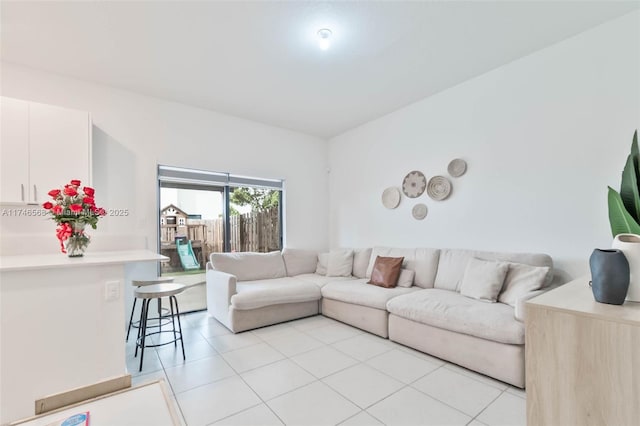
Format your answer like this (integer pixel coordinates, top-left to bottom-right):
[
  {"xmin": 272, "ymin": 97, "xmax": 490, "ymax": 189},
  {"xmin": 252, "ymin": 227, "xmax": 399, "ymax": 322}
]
[{"xmin": 126, "ymin": 297, "xmax": 137, "ymax": 342}]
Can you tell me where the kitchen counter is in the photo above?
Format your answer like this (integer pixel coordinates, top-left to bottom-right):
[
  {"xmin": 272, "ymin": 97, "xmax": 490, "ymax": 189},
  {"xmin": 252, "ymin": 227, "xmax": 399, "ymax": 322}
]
[
  {"xmin": 0, "ymin": 249, "xmax": 167, "ymax": 272},
  {"xmin": 0, "ymin": 250, "xmax": 168, "ymax": 424}
]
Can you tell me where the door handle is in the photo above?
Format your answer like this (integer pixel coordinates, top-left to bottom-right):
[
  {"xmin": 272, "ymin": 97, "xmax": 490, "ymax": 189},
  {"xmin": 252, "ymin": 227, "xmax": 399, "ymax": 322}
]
[
  {"xmin": 21, "ymin": 184, "xmax": 24, "ymax": 202},
  {"xmin": 33, "ymin": 185, "xmax": 37, "ymax": 202}
]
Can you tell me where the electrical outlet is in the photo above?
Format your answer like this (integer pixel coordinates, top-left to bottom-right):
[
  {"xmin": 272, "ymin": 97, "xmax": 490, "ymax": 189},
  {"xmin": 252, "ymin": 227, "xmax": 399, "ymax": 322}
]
[{"xmin": 105, "ymin": 281, "xmax": 120, "ymax": 301}]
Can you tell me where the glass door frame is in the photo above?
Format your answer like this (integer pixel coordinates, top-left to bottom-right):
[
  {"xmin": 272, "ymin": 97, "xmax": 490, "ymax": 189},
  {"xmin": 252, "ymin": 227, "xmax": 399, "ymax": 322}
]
[{"xmin": 157, "ymin": 181, "xmax": 227, "ymax": 274}]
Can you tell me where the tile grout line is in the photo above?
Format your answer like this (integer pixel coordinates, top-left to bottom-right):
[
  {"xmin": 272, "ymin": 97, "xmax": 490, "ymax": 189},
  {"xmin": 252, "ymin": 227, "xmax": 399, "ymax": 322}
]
[
  {"xmin": 470, "ymin": 388, "xmax": 509, "ymax": 424},
  {"xmin": 211, "ymin": 332, "xmax": 332, "ymax": 426},
  {"xmin": 257, "ymin": 329, "xmax": 327, "ymax": 358},
  {"xmin": 161, "ymin": 311, "xmax": 264, "ymax": 425},
  {"xmin": 293, "ymin": 357, "xmax": 358, "ymax": 381},
  {"xmin": 129, "ymin": 334, "xmax": 189, "ymax": 424},
  {"xmin": 408, "ymin": 376, "xmax": 488, "ymax": 421},
  {"xmin": 323, "ymin": 334, "xmax": 395, "ymax": 362},
  {"xmin": 335, "ymin": 409, "xmax": 367, "ymax": 426},
  {"xmin": 360, "ymin": 349, "xmax": 445, "ymax": 386},
  {"xmin": 356, "ymin": 364, "xmax": 475, "ymax": 419},
  {"xmin": 210, "ymin": 319, "xmax": 387, "ymax": 424},
  {"xmin": 443, "ymin": 364, "xmax": 510, "ymax": 392},
  {"xmin": 408, "ymin": 362, "xmax": 515, "ymax": 421}
]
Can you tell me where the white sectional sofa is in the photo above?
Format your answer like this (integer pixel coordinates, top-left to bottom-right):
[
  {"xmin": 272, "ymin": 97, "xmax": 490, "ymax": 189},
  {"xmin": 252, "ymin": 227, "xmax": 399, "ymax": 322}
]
[{"xmin": 206, "ymin": 246, "xmax": 554, "ymax": 388}]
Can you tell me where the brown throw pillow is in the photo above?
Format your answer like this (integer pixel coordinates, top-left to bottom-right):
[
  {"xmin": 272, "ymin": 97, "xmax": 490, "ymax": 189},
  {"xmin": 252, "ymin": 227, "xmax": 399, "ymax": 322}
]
[{"xmin": 368, "ymin": 256, "xmax": 404, "ymax": 288}]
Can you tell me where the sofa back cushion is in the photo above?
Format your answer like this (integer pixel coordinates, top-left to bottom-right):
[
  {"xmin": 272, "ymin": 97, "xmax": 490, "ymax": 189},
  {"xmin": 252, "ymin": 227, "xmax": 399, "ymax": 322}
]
[
  {"xmin": 352, "ymin": 248, "xmax": 373, "ymax": 278},
  {"xmin": 316, "ymin": 253, "xmax": 329, "ymax": 275},
  {"xmin": 327, "ymin": 249, "xmax": 354, "ymax": 277},
  {"xmin": 209, "ymin": 251, "xmax": 286, "ymax": 281},
  {"xmin": 366, "ymin": 247, "xmax": 440, "ymax": 288},
  {"xmin": 434, "ymin": 249, "xmax": 553, "ymax": 292},
  {"xmin": 282, "ymin": 248, "xmax": 318, "ymax": 276}
]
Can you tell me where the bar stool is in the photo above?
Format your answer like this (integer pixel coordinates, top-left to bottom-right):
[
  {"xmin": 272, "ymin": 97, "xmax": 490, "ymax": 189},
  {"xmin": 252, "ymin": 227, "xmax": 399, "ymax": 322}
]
[
  {"xmin": 126, "ymin": 277, "xmax": 175, "ymax": 341},
  {"xmin": 134, "ymin": 283, "xmax": 186, "ymax": 371}
]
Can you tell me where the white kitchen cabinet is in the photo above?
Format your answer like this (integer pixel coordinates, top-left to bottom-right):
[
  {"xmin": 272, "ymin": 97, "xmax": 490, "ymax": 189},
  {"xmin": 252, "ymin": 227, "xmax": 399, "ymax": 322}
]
[
  {"xmin": 0, "ymin": 97, "xmax": 91, "ymax": 204},
  {"xmin": 0, "ymin": 97, "xmax": 30, "ymax": 203}
]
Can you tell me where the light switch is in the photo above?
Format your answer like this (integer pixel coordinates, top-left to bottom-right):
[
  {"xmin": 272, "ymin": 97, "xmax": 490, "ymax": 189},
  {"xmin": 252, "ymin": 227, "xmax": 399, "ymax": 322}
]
[{"xmin": 105, "ymin": 280, "xmax": 120, "ymax": 301}]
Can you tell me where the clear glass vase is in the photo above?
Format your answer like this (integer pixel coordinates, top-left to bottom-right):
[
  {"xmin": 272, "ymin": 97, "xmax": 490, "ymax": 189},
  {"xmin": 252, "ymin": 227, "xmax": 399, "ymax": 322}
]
[{"xmin": 65, "ymin": 222, "xmax": 90, "ymax": 257}]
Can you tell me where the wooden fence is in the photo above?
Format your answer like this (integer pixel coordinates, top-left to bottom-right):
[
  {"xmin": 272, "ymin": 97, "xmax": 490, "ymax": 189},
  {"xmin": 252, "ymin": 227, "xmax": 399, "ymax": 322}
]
[
  {"xmin": 160, "ymin": 224, "xmax": 207, "ymax": 243},
  {"xmin": 228, "ymin": 207, "xmax": 281, "ymax": 253}
]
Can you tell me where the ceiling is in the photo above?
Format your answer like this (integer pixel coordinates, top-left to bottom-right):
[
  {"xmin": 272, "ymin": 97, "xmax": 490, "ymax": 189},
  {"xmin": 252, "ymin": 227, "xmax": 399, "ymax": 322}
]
[{"xmin": 1, "ymin": 1, "xmax": 638, "ymax": 138}]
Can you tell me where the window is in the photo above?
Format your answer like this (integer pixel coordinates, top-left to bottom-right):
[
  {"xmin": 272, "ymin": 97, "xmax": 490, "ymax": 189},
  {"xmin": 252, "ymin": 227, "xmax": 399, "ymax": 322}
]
[
  {"xmin": 157, "ymin": 165, "xmax": 283, "ymax": 274},
  {"xmin": 229, "ymin": 185, "xmax": 282, "ymax": 252}
]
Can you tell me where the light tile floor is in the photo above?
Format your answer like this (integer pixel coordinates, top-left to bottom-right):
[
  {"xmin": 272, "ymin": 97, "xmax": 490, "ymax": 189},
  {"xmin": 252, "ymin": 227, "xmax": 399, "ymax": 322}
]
[{"xmin": 126, "ymin": 311, "xmax": 526, "ymax": 426}]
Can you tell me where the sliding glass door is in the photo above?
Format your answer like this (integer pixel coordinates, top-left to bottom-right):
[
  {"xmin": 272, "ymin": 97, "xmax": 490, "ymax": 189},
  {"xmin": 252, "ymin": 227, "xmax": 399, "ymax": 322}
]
[
  {"xmin": 158, "ymin": 165, "xmax": 284, "ymax": 268},
  {"xmin": 159, "ymin": 182, "xmax": 225, "ymax": 275}
]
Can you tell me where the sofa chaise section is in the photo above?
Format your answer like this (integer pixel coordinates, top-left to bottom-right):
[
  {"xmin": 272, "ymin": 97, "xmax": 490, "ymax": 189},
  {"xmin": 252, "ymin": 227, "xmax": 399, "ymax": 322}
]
[
  {"xmin": 387, "ymin": 289, "xmax": 526, "ymax": 387},
  {"xmin": 386, "ymin": 248, "xmax": 554, "ymax": 388},
  {"xmin": 206, "ymin": 250, "xmax": 322, "ymax": 333}
]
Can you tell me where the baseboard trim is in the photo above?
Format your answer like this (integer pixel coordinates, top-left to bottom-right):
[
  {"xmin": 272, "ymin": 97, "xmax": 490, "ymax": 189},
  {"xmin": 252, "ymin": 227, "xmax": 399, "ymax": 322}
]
[{"xmin": 34, "ymin": 374, "xmax": 131, "ymax": 415}]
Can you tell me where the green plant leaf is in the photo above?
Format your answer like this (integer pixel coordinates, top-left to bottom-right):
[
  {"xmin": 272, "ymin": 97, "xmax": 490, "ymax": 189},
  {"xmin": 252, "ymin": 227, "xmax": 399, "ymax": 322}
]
[
  {"xmin": 632, "ymin": 130, "xmax": 639, "ymax": 185},
  {"xmin": 608, "ymin": 186, "xmax": 640, "ymax": 237},
  {"xmin": 620, "ymin": 153, "xmax": 640, "ymax": 221}
]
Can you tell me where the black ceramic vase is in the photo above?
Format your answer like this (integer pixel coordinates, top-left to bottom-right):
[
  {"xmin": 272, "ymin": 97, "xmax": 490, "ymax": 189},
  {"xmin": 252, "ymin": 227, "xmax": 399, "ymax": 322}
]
[{"xmin": 589, "ymin": 249, "xmax": 630, "ymax": 305}]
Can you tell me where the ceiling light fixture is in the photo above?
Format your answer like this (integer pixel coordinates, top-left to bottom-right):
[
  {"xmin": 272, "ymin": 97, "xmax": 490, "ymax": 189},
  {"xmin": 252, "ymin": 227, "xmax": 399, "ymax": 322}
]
[{"xmin": 317, "ymin": 28, "xmax": 332, "ymax": 51}]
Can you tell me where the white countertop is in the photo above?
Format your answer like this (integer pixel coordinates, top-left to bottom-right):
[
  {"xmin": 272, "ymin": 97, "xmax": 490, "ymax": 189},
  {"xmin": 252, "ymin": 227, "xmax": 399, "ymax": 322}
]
[{"xmin": 0, "ymin": 250, "xmax": 168, "ymax": 272}]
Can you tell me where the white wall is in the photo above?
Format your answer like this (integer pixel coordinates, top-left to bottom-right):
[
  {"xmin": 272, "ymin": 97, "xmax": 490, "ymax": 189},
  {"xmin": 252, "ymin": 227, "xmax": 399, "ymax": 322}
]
[
  {"xmin": 328, "ymin": 11, "xmax": 640, "ymax": 281},
  {"xmin": 0, "ymin": 62, "xmax": 329, "ymax": 254}
]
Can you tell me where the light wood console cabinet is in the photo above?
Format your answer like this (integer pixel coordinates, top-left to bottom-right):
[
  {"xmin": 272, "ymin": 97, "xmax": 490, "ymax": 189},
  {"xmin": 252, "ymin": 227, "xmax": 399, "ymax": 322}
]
[
  {"xmin": 525, "ymin": 277, "xmax": 640, "ymax": 425},
  {"xmin": 0, "ymin": 97, "xmax": 91, "ymax": 204}
]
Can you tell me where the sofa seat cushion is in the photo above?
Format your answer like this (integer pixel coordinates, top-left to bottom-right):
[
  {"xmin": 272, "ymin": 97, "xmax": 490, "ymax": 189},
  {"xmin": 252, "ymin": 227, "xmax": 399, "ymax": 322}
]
[
  {"xmin": 293, "ymin": 273, "xmax": 356, "ymax": 288},
  {"xmin": 386, "ymin": 289, "xmax": 523, "ymax": 345},
  {"xmin": 231, "ymin": 278, "xmax": 321, "ymax": 310},
  {"xmin": 322, "ymin": 279, "xmax": 419, "ymax": 310}
]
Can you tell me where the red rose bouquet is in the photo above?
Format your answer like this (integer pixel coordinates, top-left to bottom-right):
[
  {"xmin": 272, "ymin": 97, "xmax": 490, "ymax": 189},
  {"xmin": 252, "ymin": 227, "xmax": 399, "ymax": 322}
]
[{"xmin": 42, "ymin": 179, "xmax": 106, "ymax": 256}]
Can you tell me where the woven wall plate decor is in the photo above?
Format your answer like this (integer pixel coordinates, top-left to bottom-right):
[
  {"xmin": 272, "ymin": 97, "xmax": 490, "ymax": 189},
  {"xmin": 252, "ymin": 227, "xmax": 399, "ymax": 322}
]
[
  {"xmin": 382, "ymin": 187, "xmax": 401, "ymax": 209},
  {"xmin": 402, "ymin": 171, "xmax": 427, "ymax": 198},
  {"xmin": 427, "ymin": 175, "xmax": 452, "ymax": 201},
  {"xmin": 412, "ymin": 203, "xmax": 428, "ymax": 220},
  {"xmin": 447, "ymin": 158, "xmax": 467, "ymax": 177}
]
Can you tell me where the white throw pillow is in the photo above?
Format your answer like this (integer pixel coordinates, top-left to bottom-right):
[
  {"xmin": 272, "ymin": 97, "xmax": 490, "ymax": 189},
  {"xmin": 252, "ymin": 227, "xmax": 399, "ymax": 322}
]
[
  {"xmin": 499, "ymin": 263, "xmax": 550, "ymax": 307},
  {"xmin": 315, "ymin": 253, "xmax": 329, "ymax": 275},
  {"xmin": 326, "ymin": 249, "xmax": 354, "ymax": 277},
  {"xmin": 459, "ymin": 258, "xmax": 509, "ymax": 302},
  {"xmin": 396, "ymin": 269, "xmax": 415, "ymax": 288}
]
